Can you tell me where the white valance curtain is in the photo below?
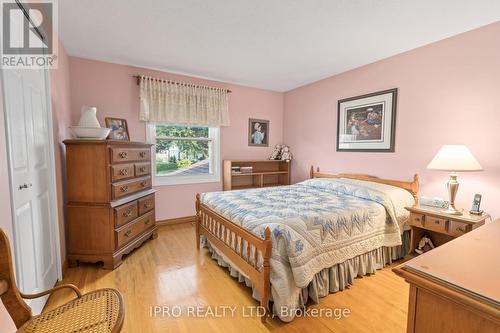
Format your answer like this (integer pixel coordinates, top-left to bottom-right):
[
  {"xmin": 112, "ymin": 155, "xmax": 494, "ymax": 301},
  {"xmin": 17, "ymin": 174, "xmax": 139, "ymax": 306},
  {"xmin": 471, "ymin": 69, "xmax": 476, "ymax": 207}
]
[{"xmin": 139, "ymin": 75, "xmax": 230, "ymax": 127}]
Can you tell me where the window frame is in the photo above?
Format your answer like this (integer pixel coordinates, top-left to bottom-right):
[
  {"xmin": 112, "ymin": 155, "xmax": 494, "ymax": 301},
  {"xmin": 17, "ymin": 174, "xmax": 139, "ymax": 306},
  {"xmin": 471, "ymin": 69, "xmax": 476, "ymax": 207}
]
[{"xmin": 145, "ymin": 122, "xmax": 221, "ymax": 186}]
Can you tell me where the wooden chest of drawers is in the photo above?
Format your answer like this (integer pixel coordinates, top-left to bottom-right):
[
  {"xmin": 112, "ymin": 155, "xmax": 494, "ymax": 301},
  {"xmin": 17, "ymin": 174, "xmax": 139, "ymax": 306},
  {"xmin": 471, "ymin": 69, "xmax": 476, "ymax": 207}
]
[{"xmin": 64, "ymin": 139, "xmax": 157, "ymax": 269}]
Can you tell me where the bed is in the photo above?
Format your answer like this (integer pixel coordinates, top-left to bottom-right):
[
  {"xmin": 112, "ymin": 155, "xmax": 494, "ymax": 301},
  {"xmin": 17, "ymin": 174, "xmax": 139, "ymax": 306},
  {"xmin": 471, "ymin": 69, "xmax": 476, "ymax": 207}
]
[{"xmin": 195, "ymin": 166, "xmax": 419, "ymax": 322}]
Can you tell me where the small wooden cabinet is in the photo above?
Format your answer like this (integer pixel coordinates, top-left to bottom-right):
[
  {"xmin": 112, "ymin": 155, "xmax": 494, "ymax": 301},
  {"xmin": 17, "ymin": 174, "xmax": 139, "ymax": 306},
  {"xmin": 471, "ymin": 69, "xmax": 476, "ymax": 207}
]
[
  {"xmin": 223, "ymin": 160, "xmax": 290, "ymax": 191},
  {"xmin": 64, "ymin": 139, "xmax": 158, "ymax": 269},
  {"xmin": 406, "ymin": 205, "xmax": 489, "ymax": 254}
]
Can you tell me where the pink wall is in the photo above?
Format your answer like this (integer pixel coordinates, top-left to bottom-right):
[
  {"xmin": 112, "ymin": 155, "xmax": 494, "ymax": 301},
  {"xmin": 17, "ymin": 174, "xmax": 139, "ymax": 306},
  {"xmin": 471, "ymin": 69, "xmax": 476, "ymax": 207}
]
[
  {"xmin": 68, "ymin": 57, "xmax": 284, "ymax": 220},
  {"xmin": 284, "ymin": 22, "xmax": 500, "ymax": 219}
]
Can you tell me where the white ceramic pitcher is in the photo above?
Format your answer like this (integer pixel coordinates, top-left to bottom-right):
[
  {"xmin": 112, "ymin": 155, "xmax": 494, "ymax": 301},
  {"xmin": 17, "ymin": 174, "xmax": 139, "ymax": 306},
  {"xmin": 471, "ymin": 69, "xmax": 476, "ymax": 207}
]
[{"xmin": 78, "ymin": 106, "xmax": 101, "ymax": 128}]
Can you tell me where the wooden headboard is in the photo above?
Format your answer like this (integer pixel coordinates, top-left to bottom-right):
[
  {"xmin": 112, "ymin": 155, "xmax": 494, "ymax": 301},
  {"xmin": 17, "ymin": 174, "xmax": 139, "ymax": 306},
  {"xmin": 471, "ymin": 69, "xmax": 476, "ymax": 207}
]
[{"xmin": 309, "ymin": 166, "xmax": 419, "ymax": 203}]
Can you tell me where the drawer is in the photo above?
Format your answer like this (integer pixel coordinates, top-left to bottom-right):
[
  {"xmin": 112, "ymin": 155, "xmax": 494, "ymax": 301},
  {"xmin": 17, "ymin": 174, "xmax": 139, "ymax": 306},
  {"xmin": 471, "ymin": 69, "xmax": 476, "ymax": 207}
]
[
  {"xmin": 447, "ymin": 220, "xmax": 471, "ymax": 237},
  {"xmin": 115, "ymin": 211, "xmax": 155, "ymax": 249},
  {"xmin": 114, "ymin": 200, "xmax": 138, "ymax": 227},
  {"xmin": 110, "ymin": 147, "xmax": 150, "ymax": 164},
  {"xmin": 409, "ymin": 213, "xmax": 425, "ymax": 228},
  {"xmin": 112, "ymin": 177, "xmax": 152, "ymax": 199},
  {"xmin": 135, "ymin": 162, "xmax": 151, "ymax": 177},
  {"xmin": 110, "ymin": 164, "xmax": 134, "ymax": 181},
  {"xmin": 138, "ymin": 194, "xmax": 155, "ymax": 215},
  {"xmin": 424, "ymin": 216, "xmax": 448, "ymax": 233}
]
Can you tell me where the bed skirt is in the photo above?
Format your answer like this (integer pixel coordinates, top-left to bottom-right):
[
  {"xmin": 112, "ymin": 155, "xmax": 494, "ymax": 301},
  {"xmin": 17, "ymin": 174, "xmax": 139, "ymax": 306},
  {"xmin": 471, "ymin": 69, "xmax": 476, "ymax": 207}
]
[{"xmin": 201, "ymin": 230, "xmax": 410, "ymax": 320}]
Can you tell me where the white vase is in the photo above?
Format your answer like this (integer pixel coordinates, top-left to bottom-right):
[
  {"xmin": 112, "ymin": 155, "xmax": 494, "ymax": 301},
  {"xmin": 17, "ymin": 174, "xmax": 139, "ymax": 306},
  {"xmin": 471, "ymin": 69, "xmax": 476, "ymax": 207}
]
[{"xmin": 78, "ymin": 106, "xmax": 101, "ymax": 128}]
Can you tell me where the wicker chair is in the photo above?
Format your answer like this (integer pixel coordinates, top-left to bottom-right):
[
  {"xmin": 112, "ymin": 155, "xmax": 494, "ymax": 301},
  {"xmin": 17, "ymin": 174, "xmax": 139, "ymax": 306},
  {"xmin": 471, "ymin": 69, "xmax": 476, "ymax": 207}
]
[{"xmin": 0, "ymin": 228, "xmax": 124, "ymax": 332}]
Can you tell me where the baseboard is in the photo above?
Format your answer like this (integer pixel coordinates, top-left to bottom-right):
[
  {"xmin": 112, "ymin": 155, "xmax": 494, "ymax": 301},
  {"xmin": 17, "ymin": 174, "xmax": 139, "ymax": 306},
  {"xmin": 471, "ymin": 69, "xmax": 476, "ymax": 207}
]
[{"xmin": 157, "ymin": 215, "xmax": 196, "ymax": 226}]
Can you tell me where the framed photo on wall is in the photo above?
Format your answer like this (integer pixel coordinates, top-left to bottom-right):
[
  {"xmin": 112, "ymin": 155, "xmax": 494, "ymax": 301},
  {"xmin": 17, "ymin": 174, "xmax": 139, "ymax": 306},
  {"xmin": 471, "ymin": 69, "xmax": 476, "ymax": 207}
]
[
  {"xmin": 248, "ymin": 118, "xmax": 269, "ymax": 147},
  {"xmin": 105, "ymin": 117, "xmax": 130, "ymax": 141},
  {"xmin": 337, "ymin": 88, "xmax": 397, "ymax": 152}
]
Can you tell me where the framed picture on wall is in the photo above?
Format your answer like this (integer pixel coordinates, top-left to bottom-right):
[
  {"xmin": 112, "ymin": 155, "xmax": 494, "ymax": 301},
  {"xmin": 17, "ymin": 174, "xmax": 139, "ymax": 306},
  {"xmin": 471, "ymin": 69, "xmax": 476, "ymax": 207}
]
[
  {"xmin": 105, "ymin": 117, "xmax": 130, "ymax": 141},
  {"xmin": 248, "ymin": 118, "xmax": 269, "ymax": 147},
  {"xmin": 337, "ymin": 88, "xmax": 397, "ymax": 152}
]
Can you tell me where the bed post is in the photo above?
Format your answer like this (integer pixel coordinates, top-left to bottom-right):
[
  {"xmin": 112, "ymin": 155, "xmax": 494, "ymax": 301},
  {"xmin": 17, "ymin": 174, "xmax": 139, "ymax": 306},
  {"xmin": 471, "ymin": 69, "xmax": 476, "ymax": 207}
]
[
  {"xmin": 195, "ymin": 193, "xmax": 201, "ymax": 250},
  {"xmin": 260, "ymin": 227, "xmax": 272, "ymax": 322},
  {"xmin": 309, "ymin": 165, "xmax": 314, "ymax": 179},
  {"xmin": 412, "ymin": 174, "xmax": 420, "ymax": 205}
]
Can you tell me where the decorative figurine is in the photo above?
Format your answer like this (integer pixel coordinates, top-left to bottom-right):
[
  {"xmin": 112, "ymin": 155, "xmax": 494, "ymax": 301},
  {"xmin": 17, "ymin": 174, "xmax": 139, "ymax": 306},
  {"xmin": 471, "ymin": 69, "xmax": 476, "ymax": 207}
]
[
  {"xmin": 280, "ymin": 145, "xmax": 293, "ymax": 162},
  {"xmin": 269, "ymin": 144, "xmax": 283, "ymax": 160},
  {"xmin": 415, "ymin": 235, "xmax": 435, "ymax": 254}
]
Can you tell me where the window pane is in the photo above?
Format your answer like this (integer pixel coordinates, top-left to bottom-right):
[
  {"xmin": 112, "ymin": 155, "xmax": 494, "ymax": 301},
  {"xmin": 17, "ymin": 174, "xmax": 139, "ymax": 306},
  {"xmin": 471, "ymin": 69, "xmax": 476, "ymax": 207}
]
[
  {"xmin": 155, "ymin": 124, "xmax": 209, "ymax": 138},
  {"xmin": 155, "ymin": 139, "xmax": 210, "ymax": 176}
]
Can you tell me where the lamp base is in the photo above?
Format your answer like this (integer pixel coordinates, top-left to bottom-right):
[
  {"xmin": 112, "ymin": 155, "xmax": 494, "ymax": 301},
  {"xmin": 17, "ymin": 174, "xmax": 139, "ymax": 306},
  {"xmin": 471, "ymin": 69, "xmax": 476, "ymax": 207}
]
[
  {"xmin": 444, "ymin": 172, "xmax": 462, "ymax": 216},
  {"xmin": 441, "ymin": 207, "xmax": 463, "ymax": 216}
]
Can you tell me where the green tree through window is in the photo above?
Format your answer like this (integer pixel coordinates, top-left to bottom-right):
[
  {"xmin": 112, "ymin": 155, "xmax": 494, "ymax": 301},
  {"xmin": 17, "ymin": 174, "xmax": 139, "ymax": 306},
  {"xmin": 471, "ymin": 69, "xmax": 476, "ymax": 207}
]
[{"xmin": 154, "ymin": 125, "xmax": 212, "ymax": 176}]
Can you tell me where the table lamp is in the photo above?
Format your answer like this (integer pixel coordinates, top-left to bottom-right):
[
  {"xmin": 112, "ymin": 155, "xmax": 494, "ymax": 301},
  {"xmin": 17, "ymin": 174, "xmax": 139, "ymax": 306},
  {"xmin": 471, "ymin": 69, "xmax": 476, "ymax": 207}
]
[{"xmin": 427, "ymin": 145, "xmax": 482, "ymax": 215}]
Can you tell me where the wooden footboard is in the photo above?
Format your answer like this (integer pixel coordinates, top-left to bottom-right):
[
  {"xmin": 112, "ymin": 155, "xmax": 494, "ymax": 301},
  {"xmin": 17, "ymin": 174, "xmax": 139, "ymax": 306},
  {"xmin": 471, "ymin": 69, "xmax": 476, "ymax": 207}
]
[{"xmin": 195, "ymin": 194, "xmax": 272, "ymax": 320}]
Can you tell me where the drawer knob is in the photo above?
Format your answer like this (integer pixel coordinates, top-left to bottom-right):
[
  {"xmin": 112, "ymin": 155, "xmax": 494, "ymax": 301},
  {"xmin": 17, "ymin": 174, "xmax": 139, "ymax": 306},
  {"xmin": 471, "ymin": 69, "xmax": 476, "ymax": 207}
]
[
  {"xmin": 434, "ymin": 220, "xmax": 440, "ymax": 224},
  {"xmin": 139, "ymin": 167, "xmax": 147, "ymax": 172},
  {"xmin": 144, "ymin": 202, "xmax": 152, "ymax": 209},
  {"xmin": 123, "ymin": 209, "xmax": 133, "ymax": 217},
  {"xmin": 118, "ymin": 152, "xmax": 128, "ymax": 159},
  {"xmin": 144, "ymin": 219, "xmax": 151, "ymax": 225},
  {"xmin": 139, "ymin": 151, "xmax": 147, "ymax": 158},
  {"xmin": 456, "ymin": 226, "xmax": 466, "ymax": 233},
  {"xmin": 119, "ymin": 168, "xmax": 128, "ymax": 176},
  {"xmin": 120, "ymin": 185, "xmax": 129, "ymax": 192},
  {"xmin": 124, "ymin": 230, "xmax": 132, "ymax": 237},
  {"xmin": 141, "ymin": 181, "xmax": 148, "ymax": 187}
]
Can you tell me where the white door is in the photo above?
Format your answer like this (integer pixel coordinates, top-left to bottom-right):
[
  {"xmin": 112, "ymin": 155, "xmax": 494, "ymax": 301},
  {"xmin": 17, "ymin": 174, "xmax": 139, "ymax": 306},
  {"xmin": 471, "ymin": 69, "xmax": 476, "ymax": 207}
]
[
  {"xmin": 2, "ymin": 66, "xmax": 60, "ymax": 314},
  {"xmin": 1, "ymin": 10, "xmax": 60, "ymax": 314}
]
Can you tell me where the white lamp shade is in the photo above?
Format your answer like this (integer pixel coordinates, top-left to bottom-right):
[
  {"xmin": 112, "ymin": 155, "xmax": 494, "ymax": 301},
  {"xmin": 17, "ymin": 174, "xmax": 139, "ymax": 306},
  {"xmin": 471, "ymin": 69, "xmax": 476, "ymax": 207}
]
[{"xmin": 427, "ymin": 145, "xmax": 483, "ymax": 171}]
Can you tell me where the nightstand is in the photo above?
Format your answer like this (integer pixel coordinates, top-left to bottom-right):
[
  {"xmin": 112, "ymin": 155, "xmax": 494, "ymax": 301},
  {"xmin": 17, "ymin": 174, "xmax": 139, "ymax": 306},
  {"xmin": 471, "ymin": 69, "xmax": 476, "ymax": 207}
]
[{"xmin": 405, "ymin": 205, "xmax": 490, "ymax": 254}]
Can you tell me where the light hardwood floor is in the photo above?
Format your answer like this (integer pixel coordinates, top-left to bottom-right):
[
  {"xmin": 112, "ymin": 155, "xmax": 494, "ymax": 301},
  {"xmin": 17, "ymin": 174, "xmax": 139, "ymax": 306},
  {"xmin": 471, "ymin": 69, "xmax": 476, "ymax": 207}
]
[{"xmin": 45, "ymin": 224, "xmax": 410, "ymax": 333}]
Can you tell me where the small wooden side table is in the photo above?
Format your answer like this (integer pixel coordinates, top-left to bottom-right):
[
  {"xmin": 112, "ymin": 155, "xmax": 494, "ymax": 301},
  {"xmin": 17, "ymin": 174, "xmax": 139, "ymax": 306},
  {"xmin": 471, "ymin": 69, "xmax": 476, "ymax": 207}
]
[{"xmin": 405, "ymin": 205, "xmax": 490, "ymax": 254}]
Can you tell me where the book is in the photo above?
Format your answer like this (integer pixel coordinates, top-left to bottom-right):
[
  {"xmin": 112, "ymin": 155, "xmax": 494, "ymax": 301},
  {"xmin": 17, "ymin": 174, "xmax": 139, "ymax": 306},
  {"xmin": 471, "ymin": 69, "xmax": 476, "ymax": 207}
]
[{"xmin": 240, "ymin": 166, "xmax": 253, "ymax": 173}]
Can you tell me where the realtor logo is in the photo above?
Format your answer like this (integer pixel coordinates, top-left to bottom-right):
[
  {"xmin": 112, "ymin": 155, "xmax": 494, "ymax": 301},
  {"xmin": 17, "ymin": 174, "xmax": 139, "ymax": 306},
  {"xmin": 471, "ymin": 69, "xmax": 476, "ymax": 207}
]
[{"xmin": 1, "ymin": 0, "xmax": 58, "ymax": 68}]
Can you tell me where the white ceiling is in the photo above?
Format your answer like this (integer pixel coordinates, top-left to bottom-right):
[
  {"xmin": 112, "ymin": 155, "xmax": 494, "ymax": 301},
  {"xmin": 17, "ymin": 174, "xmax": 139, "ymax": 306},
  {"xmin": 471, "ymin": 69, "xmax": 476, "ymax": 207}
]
[{"xmin": 59, "ymin": 0, "xmax": 500, "ymax": 92}]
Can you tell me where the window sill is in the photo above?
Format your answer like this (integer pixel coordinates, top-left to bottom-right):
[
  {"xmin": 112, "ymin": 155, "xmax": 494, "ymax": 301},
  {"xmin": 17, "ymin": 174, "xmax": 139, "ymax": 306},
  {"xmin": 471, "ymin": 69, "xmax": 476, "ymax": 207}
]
[{"xmin": 153, "ymin": 175, "xmax": 221, "ymax": 186}]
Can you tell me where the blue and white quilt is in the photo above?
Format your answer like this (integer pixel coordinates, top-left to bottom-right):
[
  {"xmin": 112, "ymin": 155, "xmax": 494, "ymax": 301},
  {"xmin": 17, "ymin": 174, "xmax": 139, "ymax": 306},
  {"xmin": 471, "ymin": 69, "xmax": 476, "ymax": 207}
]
[{"xmin": 201, "ymin": 178, "xmax": 415, "ymax": 316}]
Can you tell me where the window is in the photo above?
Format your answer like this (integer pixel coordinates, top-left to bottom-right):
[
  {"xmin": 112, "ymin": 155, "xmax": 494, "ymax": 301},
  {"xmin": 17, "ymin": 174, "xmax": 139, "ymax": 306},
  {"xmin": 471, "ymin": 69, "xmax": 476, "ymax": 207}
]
[{"xmin": 146, "ymin": 123, "xmax": 220, "ymax": 185}]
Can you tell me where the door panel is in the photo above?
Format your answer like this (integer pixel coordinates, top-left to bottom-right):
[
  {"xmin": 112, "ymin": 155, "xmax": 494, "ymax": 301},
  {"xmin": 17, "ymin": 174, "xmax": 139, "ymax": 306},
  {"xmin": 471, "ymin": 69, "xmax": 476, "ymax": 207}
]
[
  {"xmin": 4, "ymin": 71, "xmax": 29, "ymax": 172},
  {"xmin": 37, "ymin": 192, "xmax": 54, "ymax": 281},
  {"xmin": 31, "ymin": 86, "xmax": 48, "ymax": 168},
  {"xmin": 14, "ymin": 202, "xmax": 38, "ymax": 293}
]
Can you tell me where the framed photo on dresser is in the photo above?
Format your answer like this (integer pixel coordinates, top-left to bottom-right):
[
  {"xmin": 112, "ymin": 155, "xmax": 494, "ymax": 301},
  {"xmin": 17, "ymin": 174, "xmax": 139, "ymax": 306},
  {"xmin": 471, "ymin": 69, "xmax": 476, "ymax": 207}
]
[
  {"xmin": 105, "ymin": 117, "xmax": 130, "ymax": 141},
  {"xmin": 337, "ymin": 88, "xmax": 397, "ymax": 152}
]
